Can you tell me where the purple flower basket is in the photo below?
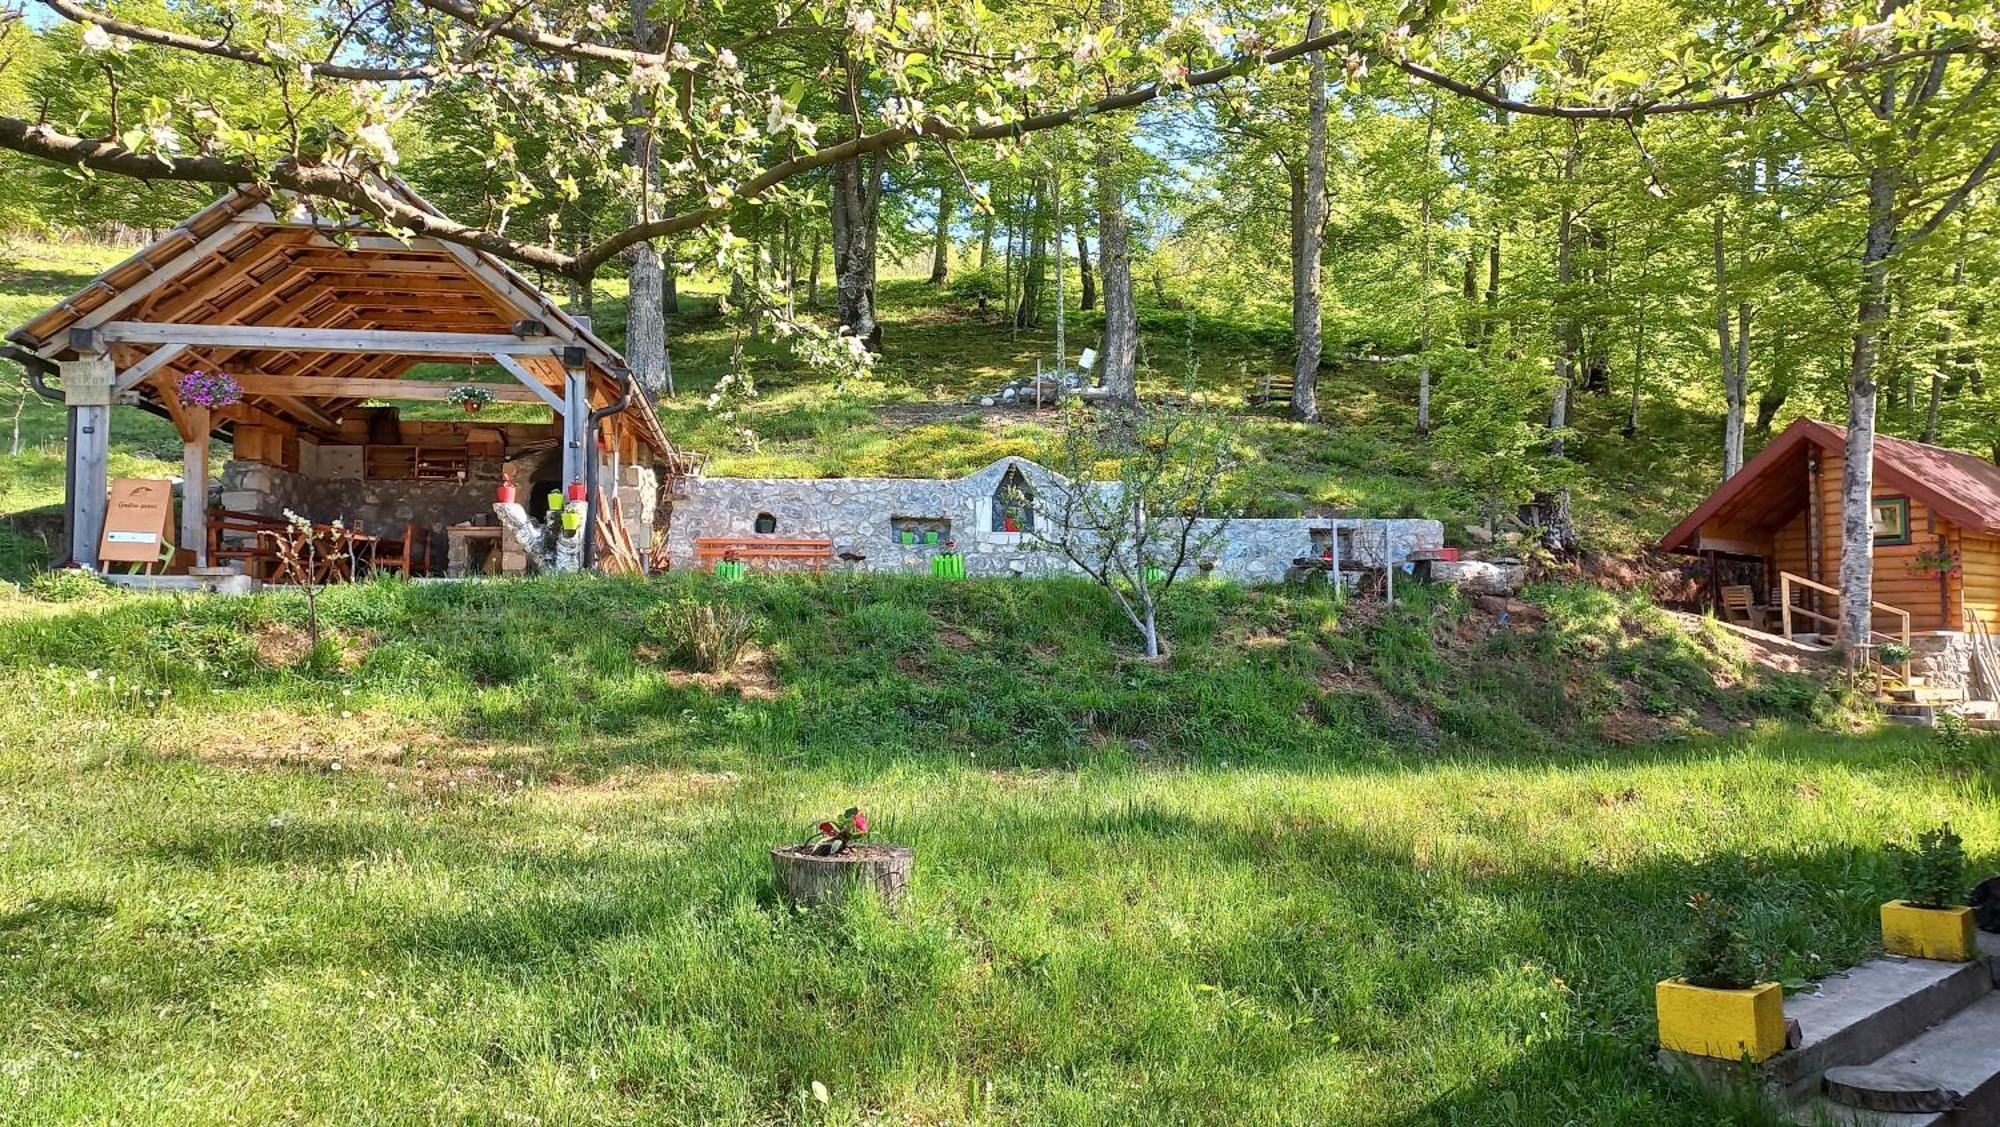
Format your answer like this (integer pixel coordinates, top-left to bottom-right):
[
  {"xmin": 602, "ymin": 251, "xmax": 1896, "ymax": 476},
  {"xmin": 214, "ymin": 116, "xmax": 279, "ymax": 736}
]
[{"xmin": 176, "ymin": 370, "xmax": 242, "ymax": 409}]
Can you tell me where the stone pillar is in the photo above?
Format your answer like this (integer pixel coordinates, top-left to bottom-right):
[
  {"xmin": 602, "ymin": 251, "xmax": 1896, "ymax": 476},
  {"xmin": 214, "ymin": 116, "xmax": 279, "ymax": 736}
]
[{"xmin": 60, "ymin": 354, "xmax": 114, "ymax": 568}]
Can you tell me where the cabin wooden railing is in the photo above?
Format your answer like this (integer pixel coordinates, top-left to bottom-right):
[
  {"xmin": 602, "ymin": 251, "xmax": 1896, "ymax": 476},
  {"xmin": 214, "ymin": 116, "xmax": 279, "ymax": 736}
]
[{"xmin": 1777, "ymin": 571, "xmax": 1912, "ymax": 685}]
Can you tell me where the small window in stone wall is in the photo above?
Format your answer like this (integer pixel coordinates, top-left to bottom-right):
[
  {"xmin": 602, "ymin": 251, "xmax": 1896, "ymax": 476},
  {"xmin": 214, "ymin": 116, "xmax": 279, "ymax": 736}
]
[
  {"xmin": 890, "ymin": 516, "xmax": 951, "ymax": 546},
  {"xmin": 992, "ymin": 466, "xmax": 1035, "ymax": 533},
  {"xmin": 1308, "ymin": 527, "xmax": 1356, "ymax": 561},
  {"xmin": 754, "ymin": 512, "xmax": 778, "ymax": 534}
]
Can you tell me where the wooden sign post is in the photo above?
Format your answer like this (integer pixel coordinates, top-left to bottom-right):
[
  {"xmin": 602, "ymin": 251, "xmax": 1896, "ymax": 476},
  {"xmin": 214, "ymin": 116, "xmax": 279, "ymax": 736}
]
[{"xmin": 98, "ymin": 478, "xmax": 174, "ymax": 573}]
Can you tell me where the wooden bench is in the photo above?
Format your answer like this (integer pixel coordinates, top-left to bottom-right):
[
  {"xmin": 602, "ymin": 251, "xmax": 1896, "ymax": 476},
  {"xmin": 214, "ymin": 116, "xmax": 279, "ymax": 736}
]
[{"xmin": 695, "ymin": 536, "xmax": 835, "ymax": 572}]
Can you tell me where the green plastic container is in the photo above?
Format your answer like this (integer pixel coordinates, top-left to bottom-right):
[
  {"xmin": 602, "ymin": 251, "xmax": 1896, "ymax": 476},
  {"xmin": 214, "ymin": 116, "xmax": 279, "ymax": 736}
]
[
  {"xmin": 1144, "ymin": 566, "xmax": 1167, "ymax": 584},
  {"xmin": 931, "ymin": 554, "xmax": 965, "ymax": 580},
  {"xmin": 715, "ymin": 560, "xmax": 746, "ymax": 582}
]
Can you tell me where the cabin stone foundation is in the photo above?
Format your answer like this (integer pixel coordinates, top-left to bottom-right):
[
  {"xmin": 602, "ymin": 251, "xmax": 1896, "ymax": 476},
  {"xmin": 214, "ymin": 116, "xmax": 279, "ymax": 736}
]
[
  {"xmin": 1909, "ymin": 632, "xmax": 1973, "ymax": 691},
  {"xmin": 663, "ymin": 457, "xmax": 1444, "ymax": 582}
]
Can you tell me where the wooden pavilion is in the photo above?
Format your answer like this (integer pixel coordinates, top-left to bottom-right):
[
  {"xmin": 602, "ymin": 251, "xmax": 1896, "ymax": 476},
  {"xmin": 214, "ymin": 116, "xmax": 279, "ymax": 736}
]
[
  {"xmin": 1660, "ymin": 418, "xmax": 2000, "ymax": 666},
  {"xmin": 6, "ymin": 180, "xmax": 692, "ymax": 576}
]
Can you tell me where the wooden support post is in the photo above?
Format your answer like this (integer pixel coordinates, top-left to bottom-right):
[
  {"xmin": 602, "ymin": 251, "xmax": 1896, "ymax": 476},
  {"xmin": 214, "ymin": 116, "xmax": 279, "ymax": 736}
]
[
  {"xmin": 182, "ymin": 406, "xmax": 210, "ymax": 566},
  {"xmin": 59, "ymin": 354, "xmax": 115, "ymax": 568},
  {"xmin": 561, "ymin": 361, "xmax": 588, "ymax": 490}
]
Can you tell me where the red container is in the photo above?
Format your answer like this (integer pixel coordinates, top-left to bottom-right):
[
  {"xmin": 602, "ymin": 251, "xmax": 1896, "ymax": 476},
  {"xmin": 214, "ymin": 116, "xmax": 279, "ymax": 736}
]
[
  {"xmin": 566, "ymin": 479, "xmax": 588, "ymax": 502},
  {"xmin": 496, "ymin": 478, "xmax": 518, "ymax": 504}
]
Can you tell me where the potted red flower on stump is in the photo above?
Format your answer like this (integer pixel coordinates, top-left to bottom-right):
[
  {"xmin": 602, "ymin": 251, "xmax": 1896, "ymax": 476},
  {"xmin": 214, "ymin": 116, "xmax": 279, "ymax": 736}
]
[{"xmin": 770, "ymin": 807, "xmax": 912, "ymax": 908}]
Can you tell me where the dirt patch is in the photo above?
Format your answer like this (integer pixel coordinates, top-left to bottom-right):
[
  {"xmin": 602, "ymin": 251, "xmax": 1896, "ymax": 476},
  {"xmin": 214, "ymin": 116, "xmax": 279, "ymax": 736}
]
[
  {"xmin": 938, "ymin": 628, "xmax": 976, "ymax": 650},
  {"xmin": 659, "ymin": 645, "xmax": 782, "ymax": 700},
  {"xmin": 252, "ymin": 624, "xmax": 314, "ymax": 667},
  {"xmin": 251, "ymin": 624, "xmax": 374, "ymax": 670}
]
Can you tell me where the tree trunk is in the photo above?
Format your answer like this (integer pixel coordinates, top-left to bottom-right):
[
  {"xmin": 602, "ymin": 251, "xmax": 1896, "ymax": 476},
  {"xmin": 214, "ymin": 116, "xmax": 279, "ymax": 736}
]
[
  {"xmin": 1075, "ymin": 220, "xmax": 1095, "ymax": 311},
  {"xmin": 1414, "ymin": 94, "xmax": 1437, "ymax": 438},
  {"xmin": 979, "ymin": 203, "xmax": 995, "ymax": 271},
  {"xmin": 1539, "ymin": 136, "xmax": 1580, "ymax": 554},
  {"xmin": 831, "ymin": 152, "xmax": 884, "ymax": 350},
  {"xmin": 621, "ymin": 0, "xmax": 671, "ymax": 402},
  {"xmin": 1095, "ymin": 0, "xmax": 1138, "ymax": 403},
  {"xmin": 1290, "ymin": 14, "xmax": 1328, "ymax": 423},
  {"xmin": 805, "ymin": 228, "xmax": 822, "ymax": 310},
  {"xmin": 1716, "ymin": 209, "xmax": 1746, "ymax": 480},
  {"xmin": 1015, "ymin": 186, "xmax": 1047, "ymax": 330},
  {"xmin": 1842, "ymin": 163, "xmax": 1897, "ymax": 654},
  {"xmin": 928, "ymin": 181, "xmax": 951, "ymax": 285},
  {"xmin": 771, "ymin": 845, "xmax": 913, "ymax": 908}
]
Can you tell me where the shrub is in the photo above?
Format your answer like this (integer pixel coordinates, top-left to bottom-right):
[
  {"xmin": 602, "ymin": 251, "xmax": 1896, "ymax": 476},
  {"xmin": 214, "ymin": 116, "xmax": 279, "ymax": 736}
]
[
  {"xmin": 646, "ymin": 597, "xmax": 755, "ymax": 673},
  {"xmin": 27, "ymin": 568, "xmax": 109, "ymax": 603},
  {"xmin": 1896, "ymin": 822, "xmax": 1966, "ymax": 910},
  {"xmin": 1680, "ymin": 893, "xmax": 1764, "ymax": 990}
]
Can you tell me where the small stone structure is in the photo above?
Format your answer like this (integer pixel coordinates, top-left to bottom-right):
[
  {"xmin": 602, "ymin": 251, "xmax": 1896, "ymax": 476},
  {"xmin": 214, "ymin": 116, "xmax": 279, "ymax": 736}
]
[{"xmin": 662, "ymin": 456, "xmax": 1443, "ymax": 583}]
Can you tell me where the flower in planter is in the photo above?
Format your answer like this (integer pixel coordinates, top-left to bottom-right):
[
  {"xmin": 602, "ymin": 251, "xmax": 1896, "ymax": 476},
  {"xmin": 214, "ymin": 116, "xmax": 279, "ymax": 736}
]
[
  {"xmin": 1882, "ymin": 822, "xmax": 1977, "ymax": 960},
  {"xmin": 1908, "ymin": 548, "xmax": 1961, "ymax": 579},
  {"xmin": 1655, "ymin": 893, "xmax": 1786, "ymax": 1061},
  {"xmin": 1877, "ymin": 641, "xmax": 1913, "ymax": 666},
  {"xmin": 175, "ymin": 369, "xmax": 241, "ymax": 409},
  {"xmin": 1896, "ymin": 822, "xmax": 1966, "ymax": 910},
  {"xmin": 447, "ymin": 385, "xmax": 497, "ymax": 413},
  {"xmin": 1679, "ymin": 892, "xmax": 1764, "ymax": 991},
  {"xmin": 801, "ymin": 807, "xmax": 870, "ymax": 855}
]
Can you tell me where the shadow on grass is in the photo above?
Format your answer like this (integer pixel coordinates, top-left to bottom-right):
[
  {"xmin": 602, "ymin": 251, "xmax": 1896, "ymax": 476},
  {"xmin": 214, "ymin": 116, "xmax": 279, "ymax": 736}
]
[{"xmin": 92, "ymin": 789, "xmax": 1916, "ymax": 1123}]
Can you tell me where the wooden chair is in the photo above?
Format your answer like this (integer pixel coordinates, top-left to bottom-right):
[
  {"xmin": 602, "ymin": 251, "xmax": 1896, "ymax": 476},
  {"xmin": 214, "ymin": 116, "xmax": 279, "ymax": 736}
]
[
  {"xmin": 207, "ymin": 509, "xmax": 287, "ymax": 580},
  {"xmin": 1719, "ymin": 585, "xmax": 1762, "ymax": 630},
  {"xmin": 371, "ymin": 523, "xmax": 431, "ymax": 578}
]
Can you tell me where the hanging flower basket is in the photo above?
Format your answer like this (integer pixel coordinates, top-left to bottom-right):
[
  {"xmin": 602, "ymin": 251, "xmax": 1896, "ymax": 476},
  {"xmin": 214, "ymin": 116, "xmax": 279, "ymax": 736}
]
[
  {"xmin": 175, "ymin": 370, "xmax": 241, "ymax": 409},
  {"xmin": 446, "ymin": 385, "xmax": 496, "ymax": 414}
]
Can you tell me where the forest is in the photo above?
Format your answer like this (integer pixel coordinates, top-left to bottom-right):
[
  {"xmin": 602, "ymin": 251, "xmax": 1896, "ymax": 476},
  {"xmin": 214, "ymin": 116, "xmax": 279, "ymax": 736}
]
[{"xmin": 0, "ymin": 0, "xmax": 1995, "ymax": 614}]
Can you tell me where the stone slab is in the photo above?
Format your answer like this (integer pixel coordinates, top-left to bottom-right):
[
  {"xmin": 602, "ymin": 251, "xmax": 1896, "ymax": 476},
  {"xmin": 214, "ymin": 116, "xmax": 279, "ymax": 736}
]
[{"xmin": 1769, "ymin": 957, "xmax": 1994, "ymax": 1093}]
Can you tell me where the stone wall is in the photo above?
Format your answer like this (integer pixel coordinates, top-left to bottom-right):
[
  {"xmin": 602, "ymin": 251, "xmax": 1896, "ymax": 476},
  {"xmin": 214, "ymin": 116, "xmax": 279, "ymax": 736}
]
[
  {"xmin": 1909, "ymin": 631, "xmax": 1973, "ymax": 691},
  {"xmin": 218, "ymin": 458, "xmax": 508, "ymax": 563},
  {"xmin": 662, "ymin": 456, "xmax": 1443, "ymax": 583}
]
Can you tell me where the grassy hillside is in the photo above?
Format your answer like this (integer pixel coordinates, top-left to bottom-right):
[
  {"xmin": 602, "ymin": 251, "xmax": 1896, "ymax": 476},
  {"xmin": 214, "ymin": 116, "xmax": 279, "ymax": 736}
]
[{"xmin": 0, "ymin": 573, "xmax": 1991, "ymax": 1124}]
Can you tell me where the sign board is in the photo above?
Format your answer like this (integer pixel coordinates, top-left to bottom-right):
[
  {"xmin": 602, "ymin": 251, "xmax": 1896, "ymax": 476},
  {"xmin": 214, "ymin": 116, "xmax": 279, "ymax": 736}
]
[{"xmin": 98, "ymin": 479, "xmax": 173, "ymax": 565}]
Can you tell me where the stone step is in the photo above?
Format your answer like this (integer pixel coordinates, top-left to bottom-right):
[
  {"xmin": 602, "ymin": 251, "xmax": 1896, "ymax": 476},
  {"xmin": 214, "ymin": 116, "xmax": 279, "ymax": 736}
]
[
  {"xmin": 1796, "ymin": 992, "xmax": 2000, "ymax": 1126},
  {"xmin": 1768, "ymin": 957, "xmax": 1996, "ymax": 1100}
]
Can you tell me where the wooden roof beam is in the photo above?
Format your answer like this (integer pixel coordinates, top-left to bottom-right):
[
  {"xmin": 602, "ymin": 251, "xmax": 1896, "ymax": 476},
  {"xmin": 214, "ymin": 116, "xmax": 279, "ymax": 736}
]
[{"xmin": 97, "ymin": 322, "xmax": 569, "ymax": 356}]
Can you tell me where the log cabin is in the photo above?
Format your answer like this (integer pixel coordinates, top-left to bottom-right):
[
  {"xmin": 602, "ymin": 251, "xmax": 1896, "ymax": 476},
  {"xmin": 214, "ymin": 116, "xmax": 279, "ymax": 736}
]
[{"xmin": 1660, "ymin": 418, "xmax": 2000, "ymax": 694}]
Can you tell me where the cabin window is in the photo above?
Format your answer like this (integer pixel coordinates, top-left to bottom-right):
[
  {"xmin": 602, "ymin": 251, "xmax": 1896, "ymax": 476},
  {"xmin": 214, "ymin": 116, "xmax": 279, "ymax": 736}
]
[
  {"xmin": 992, "ymin": 466, "xmax": 1035, "ymax": 533},
  {"xmin": 1871, "ymin": 496, "xmax": 1911, "ymax": 546},
  {"xmin": 754, "ymin": 512, "xmax": 778, "ymax": 534}
]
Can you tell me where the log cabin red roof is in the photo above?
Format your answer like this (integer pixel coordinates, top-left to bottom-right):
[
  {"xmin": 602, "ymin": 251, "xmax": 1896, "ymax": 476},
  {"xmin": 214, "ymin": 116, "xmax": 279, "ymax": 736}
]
[{"xmin": 1660, "ymin": 418, "xmax": 2000, "ymax": 552}]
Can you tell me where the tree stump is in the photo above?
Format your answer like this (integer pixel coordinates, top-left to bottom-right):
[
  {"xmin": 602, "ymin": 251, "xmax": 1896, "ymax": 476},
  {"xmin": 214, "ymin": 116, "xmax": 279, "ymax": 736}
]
[{"xmin": 770, "ymin": 844, "xmax": 913, "ymax": 908}]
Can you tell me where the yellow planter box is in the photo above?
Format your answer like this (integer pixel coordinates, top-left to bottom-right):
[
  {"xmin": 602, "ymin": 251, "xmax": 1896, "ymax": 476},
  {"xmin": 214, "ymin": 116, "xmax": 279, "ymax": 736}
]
[
  {"xmin": 1655, "ymin": 979, "xmax": 1786, "ymax": 1062},
  {"xmin": 1880, "ymin": 900, "xmax": 1977, "ymax": 962}
]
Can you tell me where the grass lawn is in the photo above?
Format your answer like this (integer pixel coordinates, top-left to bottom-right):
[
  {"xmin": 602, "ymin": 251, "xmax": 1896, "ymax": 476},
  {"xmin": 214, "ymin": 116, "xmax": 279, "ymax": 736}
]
[{"xmin": 1, "ymin": 574, "xmax": 1993, "ymax": 1124}]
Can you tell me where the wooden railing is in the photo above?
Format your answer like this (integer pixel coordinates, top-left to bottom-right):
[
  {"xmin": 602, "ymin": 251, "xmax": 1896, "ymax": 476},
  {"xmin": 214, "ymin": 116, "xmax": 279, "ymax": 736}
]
[{"xmin": 1777, "ymin": 571, "xmax": 1912, "ymax": 685}]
